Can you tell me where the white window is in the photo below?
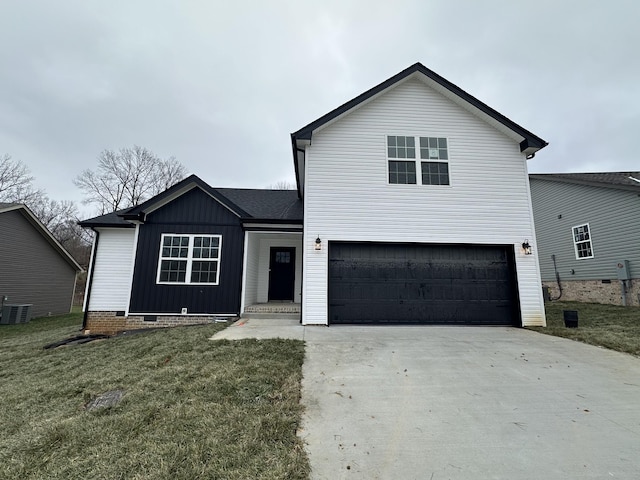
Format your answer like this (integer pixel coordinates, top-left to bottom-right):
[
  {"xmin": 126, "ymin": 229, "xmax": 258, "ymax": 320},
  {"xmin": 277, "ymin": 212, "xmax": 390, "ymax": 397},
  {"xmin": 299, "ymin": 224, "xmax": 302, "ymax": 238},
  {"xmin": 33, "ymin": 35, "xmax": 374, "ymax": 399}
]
[
  {"xmin": 572, "ymin": 224, "xmax": 594, "ymax": 259},
  {"xmin": 157, "ymin": 234, "xmax": 222, "ymax": 284},
  {"xmin": 387, "ymin": 136, "xmax": 450, "ymax": 185}
]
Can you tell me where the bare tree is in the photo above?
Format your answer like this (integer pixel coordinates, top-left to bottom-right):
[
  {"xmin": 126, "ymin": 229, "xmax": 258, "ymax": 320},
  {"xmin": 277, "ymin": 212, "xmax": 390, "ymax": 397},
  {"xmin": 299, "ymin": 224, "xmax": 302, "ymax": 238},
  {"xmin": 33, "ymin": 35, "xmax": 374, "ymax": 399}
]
[
  {"xmin": 0, "ymin": 154, "xmax": 44, "ymax": 204},
  {"xmin": 74, "ymin": 146, "xmax": 187, "ymax": 214},
  {"xmin": 269, "ymin": 180, "xmax": 296, "ymax": 190}
]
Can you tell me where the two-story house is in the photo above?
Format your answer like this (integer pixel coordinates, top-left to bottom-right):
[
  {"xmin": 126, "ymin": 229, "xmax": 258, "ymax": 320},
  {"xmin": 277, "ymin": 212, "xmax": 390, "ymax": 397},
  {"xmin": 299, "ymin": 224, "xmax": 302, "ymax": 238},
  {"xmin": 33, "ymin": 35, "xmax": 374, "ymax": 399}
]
[{"xmin": 80, "ymin": 63, "xmax": 548, "ymax": 334}]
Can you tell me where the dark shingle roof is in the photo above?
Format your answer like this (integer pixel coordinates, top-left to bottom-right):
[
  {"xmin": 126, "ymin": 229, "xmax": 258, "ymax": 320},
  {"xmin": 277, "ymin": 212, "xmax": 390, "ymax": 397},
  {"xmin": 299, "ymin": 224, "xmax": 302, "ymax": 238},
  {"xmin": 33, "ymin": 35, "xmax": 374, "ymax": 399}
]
[
  {"xmin": 78, "ymin": 208, "xmax": 135, "ymax": 228},
  {"xmin": 216, "ymin": 188, "xmax": 302, "ymax": 221},
  {"xmin": 78, "ymin": 176, "xmax": 303, "ymax": 227},
  {"xmin": 530, "ymin": 172, "xmax": 640, "ymax": 191}
]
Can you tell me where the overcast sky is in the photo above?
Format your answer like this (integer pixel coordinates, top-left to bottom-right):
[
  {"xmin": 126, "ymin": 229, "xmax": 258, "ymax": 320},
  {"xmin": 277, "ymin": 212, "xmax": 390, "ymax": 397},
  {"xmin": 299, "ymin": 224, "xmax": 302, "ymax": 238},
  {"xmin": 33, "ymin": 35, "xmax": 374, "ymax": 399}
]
[{"xmin": 1, "ymin": 1, "xmax": 638, "ymax": 213}]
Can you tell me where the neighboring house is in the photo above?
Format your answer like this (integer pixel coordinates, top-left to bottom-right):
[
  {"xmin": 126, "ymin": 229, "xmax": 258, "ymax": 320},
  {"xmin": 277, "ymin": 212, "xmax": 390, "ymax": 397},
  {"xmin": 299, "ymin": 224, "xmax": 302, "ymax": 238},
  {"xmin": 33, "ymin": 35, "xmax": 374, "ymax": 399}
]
[
  {"xmin": 80, "ymin": 62, "xmax": 548, "ymax": 334},
  {"xmin": 0, "ymin": 203, "xmax": 82, "ymax": 319},
  {"xmin": 530, "ymin": 172, "xmax": 640, "ymax": 306}
]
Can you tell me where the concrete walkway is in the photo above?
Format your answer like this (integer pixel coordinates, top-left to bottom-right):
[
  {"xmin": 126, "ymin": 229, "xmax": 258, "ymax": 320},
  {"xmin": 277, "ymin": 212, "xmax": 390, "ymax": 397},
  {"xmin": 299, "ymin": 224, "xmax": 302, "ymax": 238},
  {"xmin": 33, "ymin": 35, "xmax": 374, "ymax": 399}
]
[{"xmin": 212, "ymin": 321, "xmax": 640, "ymax": 479}]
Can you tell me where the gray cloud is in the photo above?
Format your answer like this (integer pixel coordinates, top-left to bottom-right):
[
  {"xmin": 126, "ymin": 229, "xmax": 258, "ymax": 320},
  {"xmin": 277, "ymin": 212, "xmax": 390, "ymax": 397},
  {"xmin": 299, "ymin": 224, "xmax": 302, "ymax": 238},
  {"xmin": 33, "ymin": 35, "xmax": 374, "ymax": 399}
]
[{"xmin": 1, "ymin": 0, "xmax": 637, "ymax": 213}]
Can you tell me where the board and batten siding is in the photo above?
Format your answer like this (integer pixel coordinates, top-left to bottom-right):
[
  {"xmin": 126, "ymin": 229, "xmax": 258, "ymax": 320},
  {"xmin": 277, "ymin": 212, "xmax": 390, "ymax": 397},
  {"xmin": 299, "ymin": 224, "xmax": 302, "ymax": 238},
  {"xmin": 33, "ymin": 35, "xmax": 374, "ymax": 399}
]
[
  {"xmin": 86, "ymin": 227, "xmax": 136, "ymax": 312},
  {"xmin": 302, "ymin": 77, "xmax": 545, "ymax": 326},
  {"xmin": 0, "ymin": 209, "xmax": 77, "ymax": 318},
  {"xmin": 530, "ymin": 178, "xmax": 640, "ymax": 281}
]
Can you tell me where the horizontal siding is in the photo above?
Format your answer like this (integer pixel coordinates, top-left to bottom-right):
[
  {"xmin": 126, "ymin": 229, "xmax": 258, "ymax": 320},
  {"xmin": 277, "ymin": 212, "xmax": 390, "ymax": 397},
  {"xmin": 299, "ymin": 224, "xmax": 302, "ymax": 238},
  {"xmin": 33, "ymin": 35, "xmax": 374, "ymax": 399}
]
[
  {"xmin": 88, "ymin": 228, "xmax": 136, "ymax": 311},
  {"xmin": 530, "ymin": 178, "xmax": 640, "ymax": 281},
  {"xmin": 0, "ymin": 210, "xmax": 77, "ymax": 318},
  {"xmin": 303, "ymin": 78, "xmax": 544, "ymax": 326},
  {"xmin": 242, "ymin": 233, "xmax": 261, "ymax": 308}
]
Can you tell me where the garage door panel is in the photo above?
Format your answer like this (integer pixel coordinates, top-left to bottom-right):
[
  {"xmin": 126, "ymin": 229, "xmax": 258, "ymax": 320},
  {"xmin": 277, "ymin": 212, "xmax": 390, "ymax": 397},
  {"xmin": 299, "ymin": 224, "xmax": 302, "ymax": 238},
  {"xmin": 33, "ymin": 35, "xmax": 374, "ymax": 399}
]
[{"xmin": 328, "ymin": 243, "xmax": 518, "ymax": 325}]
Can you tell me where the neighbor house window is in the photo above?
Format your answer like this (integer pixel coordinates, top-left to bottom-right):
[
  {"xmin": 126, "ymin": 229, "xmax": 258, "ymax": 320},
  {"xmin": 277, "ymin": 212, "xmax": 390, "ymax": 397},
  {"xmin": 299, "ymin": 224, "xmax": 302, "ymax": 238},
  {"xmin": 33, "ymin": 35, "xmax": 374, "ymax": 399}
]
[
  {"xmin": 157, "ymin": 234, "xmax": 222, "ymax": 284},
  {"xmin": 572, "ymin": 224, "xmax": 593, "ymax": 259},
  {"xmin": 387, "ymin": 135, "xmax": 450, "ymax": 185}
]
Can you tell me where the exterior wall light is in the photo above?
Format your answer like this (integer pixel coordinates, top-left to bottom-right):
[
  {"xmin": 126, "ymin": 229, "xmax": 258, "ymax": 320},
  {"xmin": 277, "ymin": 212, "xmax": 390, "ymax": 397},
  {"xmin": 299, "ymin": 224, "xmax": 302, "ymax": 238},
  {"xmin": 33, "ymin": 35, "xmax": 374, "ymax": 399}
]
[
  {"xmin": 315, "ymin": 236, "xmax": 322, "ymax": 251},
  {"xmin": 522, "ymin": 240, "xmax": 532, "ymax": 255}
]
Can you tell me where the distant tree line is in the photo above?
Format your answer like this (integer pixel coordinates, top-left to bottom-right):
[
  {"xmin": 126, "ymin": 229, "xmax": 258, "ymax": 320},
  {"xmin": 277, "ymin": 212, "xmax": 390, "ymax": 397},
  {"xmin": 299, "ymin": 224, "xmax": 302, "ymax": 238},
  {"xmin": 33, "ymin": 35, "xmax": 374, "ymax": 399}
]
[{"xmin": 1, "ymin": 147, "xmax": 187, "ymax": 268}]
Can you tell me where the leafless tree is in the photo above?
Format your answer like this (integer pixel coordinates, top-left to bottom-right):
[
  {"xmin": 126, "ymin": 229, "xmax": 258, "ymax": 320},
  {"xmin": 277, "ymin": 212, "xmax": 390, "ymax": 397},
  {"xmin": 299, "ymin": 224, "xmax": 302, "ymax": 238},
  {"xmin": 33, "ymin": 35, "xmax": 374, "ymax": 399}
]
[
  {"xmin": 269, "ymin": 180, "xmax": 296, "ymax": 190},
  {"xmin": 0, "ymin": 154, "xmax": 44, "ymax": 204},
  {"xmin": 1, "ymin": 153, "xmax": 91, "ymax": 266},
  {"xmin": 74, "ymin": 145, "xmax": 187, "ymax": 214}
]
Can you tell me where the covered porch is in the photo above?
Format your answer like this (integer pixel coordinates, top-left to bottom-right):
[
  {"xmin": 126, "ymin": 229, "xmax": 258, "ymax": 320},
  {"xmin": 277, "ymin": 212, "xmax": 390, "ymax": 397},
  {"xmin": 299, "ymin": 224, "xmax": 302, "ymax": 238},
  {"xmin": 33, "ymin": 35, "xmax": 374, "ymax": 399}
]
[{"xmin": 240, "ymin": 231, "xmax": 303, "ymax": 317}]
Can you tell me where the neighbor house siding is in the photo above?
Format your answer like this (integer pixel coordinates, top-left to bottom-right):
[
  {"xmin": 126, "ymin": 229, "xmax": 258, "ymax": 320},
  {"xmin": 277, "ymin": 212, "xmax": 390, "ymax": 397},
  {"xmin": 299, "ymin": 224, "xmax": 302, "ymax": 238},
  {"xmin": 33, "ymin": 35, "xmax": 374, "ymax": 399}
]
[
  {"xmin": 302, "ymin": 77, "xmax": 544, "ymax": 326},
  {"xmin": 530, "ymin": 178, "xmax": 640, "ymax": 281},
  {"xmin": 128, "ymin": 188, "xmax": 244, "ymax": 315},
  {"xmin": 0, "ymin": 210, "xmax": 77, "ymax": 318},
  {"xmin": 87, "ymin": 228, "xmax": 136, "ymax": 312}
]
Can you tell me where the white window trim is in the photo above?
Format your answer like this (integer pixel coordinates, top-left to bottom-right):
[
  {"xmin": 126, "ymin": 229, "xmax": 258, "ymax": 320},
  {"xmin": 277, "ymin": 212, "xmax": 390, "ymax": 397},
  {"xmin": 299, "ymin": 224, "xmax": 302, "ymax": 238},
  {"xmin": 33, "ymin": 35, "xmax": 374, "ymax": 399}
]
[
  {"xmin": 386, "ymin": 135, "xmax": 451, "ymax": 186},
  {"xmin": 156, "ymin": 233, "xmax": 223, "ymax": 285},
  {"xmin": 572, "ymin": 223, "xmax": 594, "ymax": 260}
]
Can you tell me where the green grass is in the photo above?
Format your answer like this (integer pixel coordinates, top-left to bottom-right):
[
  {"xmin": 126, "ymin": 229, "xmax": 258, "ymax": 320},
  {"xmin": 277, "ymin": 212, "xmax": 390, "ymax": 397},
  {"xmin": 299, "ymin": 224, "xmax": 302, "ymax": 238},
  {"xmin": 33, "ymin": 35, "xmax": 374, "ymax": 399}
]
[
  {"xmin": 0, "ymin": 313, "xmax": 309, "ymax": 479},
  {"xmin": 529, "ymin": 301, "xmax": 640, "ymax": 357}
]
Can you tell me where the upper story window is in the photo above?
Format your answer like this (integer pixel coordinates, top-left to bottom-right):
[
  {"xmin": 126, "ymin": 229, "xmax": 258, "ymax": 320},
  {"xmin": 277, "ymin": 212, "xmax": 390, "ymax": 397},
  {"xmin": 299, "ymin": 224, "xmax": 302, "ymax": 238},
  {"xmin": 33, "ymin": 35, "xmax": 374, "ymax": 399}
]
[
  {"xmin": 387, "ymin": 136, "xmax": 450, "ymax": 185},
  {"xmin": 157, "ymin": 234, "xmax": 222, "ymax": 285},
  {"xmin": 572, "ymin": 224, "xmax": 594, "ymax": 259}
]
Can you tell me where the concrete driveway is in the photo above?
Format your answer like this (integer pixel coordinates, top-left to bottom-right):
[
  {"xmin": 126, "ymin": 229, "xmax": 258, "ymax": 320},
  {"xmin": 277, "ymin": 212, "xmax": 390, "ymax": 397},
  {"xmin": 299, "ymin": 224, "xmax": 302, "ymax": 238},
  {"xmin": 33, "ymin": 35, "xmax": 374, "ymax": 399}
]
[
  {"xmin": 213, "ymin": 321, "xmax": 640, "ymax": 479},
  {"xmin": 300, "ymin": 326, "xmax": 640, "ymax": 480}
]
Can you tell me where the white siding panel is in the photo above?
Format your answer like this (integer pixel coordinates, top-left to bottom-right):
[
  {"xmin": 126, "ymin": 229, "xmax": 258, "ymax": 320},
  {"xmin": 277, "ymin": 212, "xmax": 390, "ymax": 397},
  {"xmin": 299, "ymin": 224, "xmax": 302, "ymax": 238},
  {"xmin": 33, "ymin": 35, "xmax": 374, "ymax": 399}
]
[
  {"xmin": 242, "ymin": 232, "xmax": 260, "ymax": 308},
  {"xmin": 89, "ymin": 228, "xmax": 136, "ymax": 311},
  {"xmin": 303, "ymin": 78, "xmax": 545, "ymax": 326}
]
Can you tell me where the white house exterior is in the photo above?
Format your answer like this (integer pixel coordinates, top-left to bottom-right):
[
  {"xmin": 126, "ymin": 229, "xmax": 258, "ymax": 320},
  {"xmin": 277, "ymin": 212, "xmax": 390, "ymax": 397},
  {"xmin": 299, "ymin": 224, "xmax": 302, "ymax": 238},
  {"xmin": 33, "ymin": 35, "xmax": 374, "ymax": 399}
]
[
  {"xmin": 292, "ymin": 63, "xmax": 548, "ymax": 327},
  {"xmin": 81, "ymin": 63, "xmax": 548, "ymax": 334}
]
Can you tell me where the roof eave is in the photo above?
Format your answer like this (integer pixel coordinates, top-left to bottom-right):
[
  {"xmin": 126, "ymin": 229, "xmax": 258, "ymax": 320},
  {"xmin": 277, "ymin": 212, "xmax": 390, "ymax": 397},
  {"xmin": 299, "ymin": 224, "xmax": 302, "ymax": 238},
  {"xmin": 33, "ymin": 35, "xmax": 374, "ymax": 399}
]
[{"xmin": 291, "ymin": 62, "xmax": 548, "ymax": 189}]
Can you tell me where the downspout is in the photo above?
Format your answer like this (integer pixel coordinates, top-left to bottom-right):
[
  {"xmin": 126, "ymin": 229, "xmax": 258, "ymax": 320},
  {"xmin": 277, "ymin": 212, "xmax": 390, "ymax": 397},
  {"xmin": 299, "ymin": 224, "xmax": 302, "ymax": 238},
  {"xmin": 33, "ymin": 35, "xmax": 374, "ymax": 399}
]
[
  {"xmin": 551, "ymin": 254, "xmax": 563, "ymax": 301},
  {"xmin": 82, "ymin": 229, "xmax": 100, "ymax": 331}
]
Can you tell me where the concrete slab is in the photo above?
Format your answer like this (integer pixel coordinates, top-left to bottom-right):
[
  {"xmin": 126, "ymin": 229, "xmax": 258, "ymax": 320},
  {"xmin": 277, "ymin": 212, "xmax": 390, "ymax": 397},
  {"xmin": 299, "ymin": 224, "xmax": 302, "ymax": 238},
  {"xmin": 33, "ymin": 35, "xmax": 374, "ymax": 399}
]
[
  {"xmin": 300, "ymin": 326, "xmax": 640, "ymax": 480},
  {"xmin": 209, "ymin": 317, "xmax": 305, "ymax": 340}
]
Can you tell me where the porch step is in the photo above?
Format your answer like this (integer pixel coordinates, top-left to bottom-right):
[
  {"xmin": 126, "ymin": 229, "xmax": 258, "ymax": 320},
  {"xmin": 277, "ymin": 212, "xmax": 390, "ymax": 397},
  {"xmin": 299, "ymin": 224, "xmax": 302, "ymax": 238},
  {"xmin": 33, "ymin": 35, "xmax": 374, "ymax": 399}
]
[
  {"xmin": 242, "ymin": 303, "xmax": 300, "ymax": 320},
  {"xmin": 240, "ymin": 312, "xmax": 301, "ymax": 320},
  {"xmin": 243, "ymin": 303, "xmax": 301, "ymax": 314}
]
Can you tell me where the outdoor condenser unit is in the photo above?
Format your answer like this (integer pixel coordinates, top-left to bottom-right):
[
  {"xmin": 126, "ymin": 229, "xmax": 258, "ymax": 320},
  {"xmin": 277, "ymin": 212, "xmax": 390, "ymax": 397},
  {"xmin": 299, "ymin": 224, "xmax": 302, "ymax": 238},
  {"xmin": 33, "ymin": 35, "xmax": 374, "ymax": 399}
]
[{"xmin": 0, "ymin": 304, "xmax": 33, "ymax": 324}]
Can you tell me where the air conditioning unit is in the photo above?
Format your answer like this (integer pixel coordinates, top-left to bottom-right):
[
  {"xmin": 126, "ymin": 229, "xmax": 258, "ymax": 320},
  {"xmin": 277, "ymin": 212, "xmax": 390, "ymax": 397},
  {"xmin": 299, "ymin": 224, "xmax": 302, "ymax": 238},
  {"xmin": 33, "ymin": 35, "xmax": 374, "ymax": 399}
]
[{"xmin": 1, "ymin": 304, "xmax": 33, "ymax": 324}]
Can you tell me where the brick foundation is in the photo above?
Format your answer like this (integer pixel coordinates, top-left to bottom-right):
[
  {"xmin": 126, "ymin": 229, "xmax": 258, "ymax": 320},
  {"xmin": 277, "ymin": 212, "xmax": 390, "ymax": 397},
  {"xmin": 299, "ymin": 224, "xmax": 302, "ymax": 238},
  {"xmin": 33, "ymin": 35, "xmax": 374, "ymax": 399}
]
[
  {"xmin": 544, "ymin": 279, "xmax": 640, "ymax": 307},
  {"xmin": 85, "ymin": 311, "xmax": 235, "ymax": 335}
]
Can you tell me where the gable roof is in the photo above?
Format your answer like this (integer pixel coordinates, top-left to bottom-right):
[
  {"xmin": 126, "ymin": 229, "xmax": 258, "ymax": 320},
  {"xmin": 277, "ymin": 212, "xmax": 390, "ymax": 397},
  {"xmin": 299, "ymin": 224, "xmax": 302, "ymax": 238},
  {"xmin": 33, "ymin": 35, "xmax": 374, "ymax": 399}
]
[
  {"xmin": 0, "ymin": 203, "xmax": 83, "ymax": 271},
  {"xmin": 529, "ymin": 172, "xmax": 640, "ymax": 193},
  {"xmin": 291, "ymin": 62, "xmax": 549, "ymax": 196},
  {"xmin": 78, "ymin": 175, "xmax": 303, "ymax": 227}
]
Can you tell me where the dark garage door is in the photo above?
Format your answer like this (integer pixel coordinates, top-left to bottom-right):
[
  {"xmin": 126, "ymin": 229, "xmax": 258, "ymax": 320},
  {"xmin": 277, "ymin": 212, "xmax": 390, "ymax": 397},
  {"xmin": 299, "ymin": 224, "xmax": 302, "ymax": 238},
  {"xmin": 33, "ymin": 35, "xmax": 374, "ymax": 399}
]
[{"xmin": 328, "ymin": 242, "xmax": 519, "ymax": 325}]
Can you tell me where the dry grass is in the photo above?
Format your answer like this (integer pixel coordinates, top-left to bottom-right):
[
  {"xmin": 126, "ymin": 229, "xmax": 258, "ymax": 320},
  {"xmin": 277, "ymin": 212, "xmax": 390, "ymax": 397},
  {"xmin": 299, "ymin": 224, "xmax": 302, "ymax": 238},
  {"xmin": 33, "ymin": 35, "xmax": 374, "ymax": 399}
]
[
  {"xmin": 0, "ymin": 313, "xmax": 309, "ymax": 479},
  {"xmin": 528, "ymin": 301, "xmax": 640, "ymax": 357}
]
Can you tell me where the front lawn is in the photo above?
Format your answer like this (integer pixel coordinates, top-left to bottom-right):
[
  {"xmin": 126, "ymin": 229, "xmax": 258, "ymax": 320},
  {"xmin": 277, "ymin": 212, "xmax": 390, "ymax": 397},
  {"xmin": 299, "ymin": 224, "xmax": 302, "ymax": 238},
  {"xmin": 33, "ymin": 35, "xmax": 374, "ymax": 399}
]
[
  {"xmin": 529, "ymin": 301, "xmax": 640, "ymax": 357},
  {"xmin": 0, "ymin": 313, "xmax": 309, "ymax": 479}
]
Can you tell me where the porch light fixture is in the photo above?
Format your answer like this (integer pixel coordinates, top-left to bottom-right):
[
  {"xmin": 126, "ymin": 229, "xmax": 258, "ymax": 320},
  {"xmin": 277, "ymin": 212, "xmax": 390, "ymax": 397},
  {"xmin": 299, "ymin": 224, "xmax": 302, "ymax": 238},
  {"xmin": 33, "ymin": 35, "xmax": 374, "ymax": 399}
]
[
  {"xmin": 315, "ymin": 236, "xmax": 322, "ymax": 251},
  {"xmin": 522, "ymin": 240, "xmax": 532, "ymax": 255}
]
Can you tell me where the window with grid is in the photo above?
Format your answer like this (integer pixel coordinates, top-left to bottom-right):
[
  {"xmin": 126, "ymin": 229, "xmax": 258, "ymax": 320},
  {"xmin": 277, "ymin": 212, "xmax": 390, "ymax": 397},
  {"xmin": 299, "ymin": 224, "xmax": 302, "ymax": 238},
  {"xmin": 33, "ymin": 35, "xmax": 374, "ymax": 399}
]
[
  {"xmin": 387, "ymin": 135, "xmax": 449, "ymax": 185},
  {"xmin": 572, "ymin": 224, "xmax": 593, "ymax": 259},
  {"xmin": 387, "ymin": 136, "xmax": 417, "ymax": 184},
  {"xmin": 157, "ymin": 234, "xmax": 222, "ymax": 284}
]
